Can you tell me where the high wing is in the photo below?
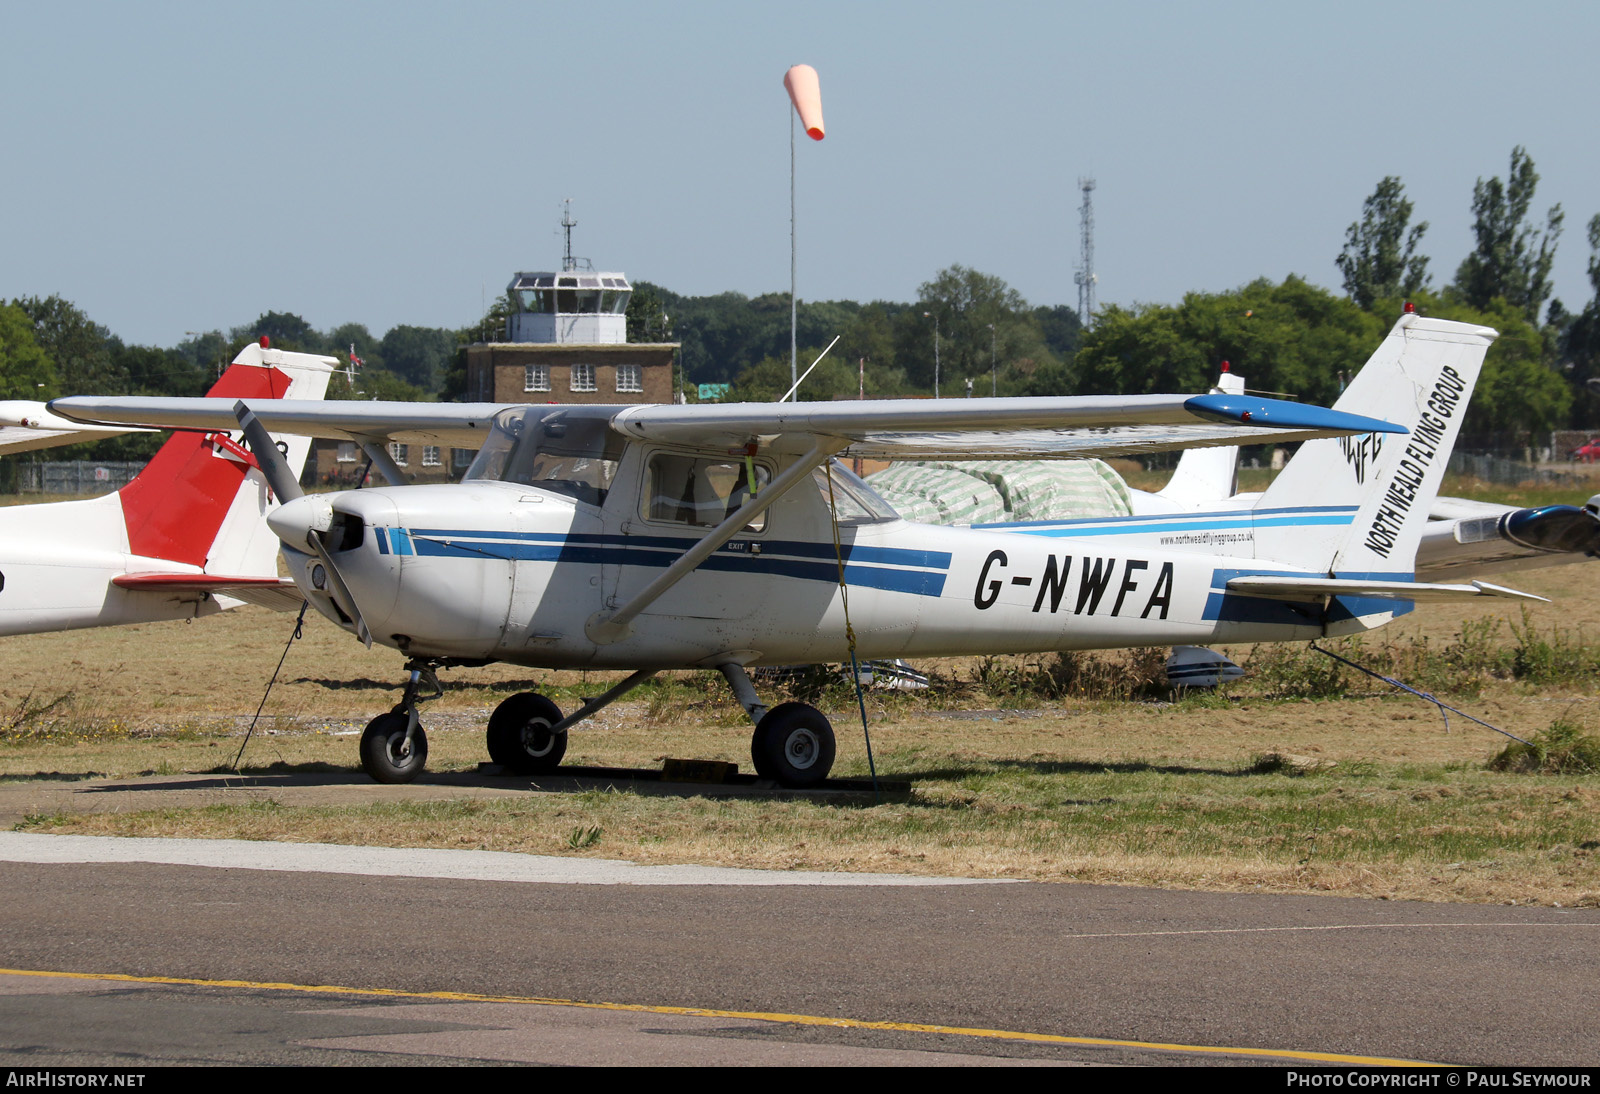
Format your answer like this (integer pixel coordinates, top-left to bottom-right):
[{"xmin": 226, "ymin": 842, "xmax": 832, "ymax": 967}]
[
  {"xmin": 0, "ymin": 401, "xmax": 155, "ymax": 455},
  {"xmin": 50, "ymin": 393, "xmax": 1403, "ymax": 460},
  {"xmin": 46, "ymin": 399, "xmax": 507, "ymax": 450},
  {"xmin": 614, "ymin": 394, "xmax": 1404, "ymax": 457}
]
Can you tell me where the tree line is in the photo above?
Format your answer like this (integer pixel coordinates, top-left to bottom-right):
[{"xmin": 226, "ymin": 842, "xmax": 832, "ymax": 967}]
[
  {"xmin": 634, "ymin": 145, "xmax": 1599, "ymax": 440},
  {"xmin": 4, "ymin": 143, "xmax": 1598, "ymax": 460}
]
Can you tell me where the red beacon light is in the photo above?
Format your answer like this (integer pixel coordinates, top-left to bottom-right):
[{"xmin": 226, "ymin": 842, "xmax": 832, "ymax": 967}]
[
  {"xmin": 1403, "ymin": 302, "xmax": 1416, "ymax": 314},
  {"xmin": 1220, "ymin": 360, "xmax": 1231, "ymax": 373},
  {"xmin": 259, "ymin": 335, "xmax": 271, "ymax": 348}
]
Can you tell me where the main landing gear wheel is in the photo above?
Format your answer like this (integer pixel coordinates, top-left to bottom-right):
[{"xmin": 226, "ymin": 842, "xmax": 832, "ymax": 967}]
[
  {"xmin": 360, "ymin": 711, "xmax": 429, "ymax": 785},
  {"xmin": 751, "ymin": 702, "xmax": 836, "ymax": 789},
  {"xmin": 487, "ymin": 692, "xmax": 568, "ymax": 774}
]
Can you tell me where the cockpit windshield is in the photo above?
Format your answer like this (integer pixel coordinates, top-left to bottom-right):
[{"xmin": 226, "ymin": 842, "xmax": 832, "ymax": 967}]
[{"xmin": 465, "ymin": 406, "xmax": 625, "ymax": 508}]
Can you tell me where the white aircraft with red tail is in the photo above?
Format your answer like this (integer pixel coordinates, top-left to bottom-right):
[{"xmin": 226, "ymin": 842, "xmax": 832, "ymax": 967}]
[
  {"xmin": 52, "ymin": 313, "xmax": 1526, "ymax": 787},
  {"xmin": 0, "ymin": 340, "xmax": 336, "ymax": 636}
]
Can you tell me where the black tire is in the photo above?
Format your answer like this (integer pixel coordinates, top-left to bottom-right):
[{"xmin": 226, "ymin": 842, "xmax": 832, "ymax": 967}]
[
  {"xmin": 751, "ymin": 702, "xmax": 835, "ymax": 789},
  {"xmin": 360, "ymin": 711, "xmax": 428, "ymax": 784},
  {"xmin": 487, "ymin": 692, "xmax": 567, "ymax": 774}
]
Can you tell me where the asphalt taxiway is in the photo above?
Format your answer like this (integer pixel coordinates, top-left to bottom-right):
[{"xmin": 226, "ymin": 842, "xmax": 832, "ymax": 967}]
[{"xmin": 0, "ymin": 832, "xmax": 1595, "ymax": 1066}]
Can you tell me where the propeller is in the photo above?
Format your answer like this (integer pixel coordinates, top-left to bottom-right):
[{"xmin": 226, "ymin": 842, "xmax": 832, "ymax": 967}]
[
  {"xmin": 233, "ymin": 401, "xmax": 304, "ymax": 504},
  {"xmin": 234, "ymin": 401, "xmax": 373, "ymax": 646}
]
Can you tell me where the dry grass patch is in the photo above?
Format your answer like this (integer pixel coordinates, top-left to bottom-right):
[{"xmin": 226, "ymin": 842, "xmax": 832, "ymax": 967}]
[{"xmin": 21, "ymin": 732, "xmax": 1600, "ymax": 907}]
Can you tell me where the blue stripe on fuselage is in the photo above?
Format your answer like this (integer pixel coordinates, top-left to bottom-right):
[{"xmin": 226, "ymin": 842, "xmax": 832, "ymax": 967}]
[
  {"xmin": 409, "ymin": 528, "xmax": 951, "ymax": 569},
  {"xmin": 396, "ymin": 530, "xmax": 949, "ymax": 597},
  {"xmin": 977, "ymin": 506, "xmax": 1358, "ymax": 538},
  {"xmin": 375, "ymin": 528, "xmax": 413, "ymax": 556}
]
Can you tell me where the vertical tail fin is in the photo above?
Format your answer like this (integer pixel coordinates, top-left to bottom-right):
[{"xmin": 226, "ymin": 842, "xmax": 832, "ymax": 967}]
[
  {"xmin": 117, "ymin": 343, "xmax": 337, "ymax": 574},
  {"xmin": 1252, "ymin": 314, "xmax": 1497, "ymax": 578}
]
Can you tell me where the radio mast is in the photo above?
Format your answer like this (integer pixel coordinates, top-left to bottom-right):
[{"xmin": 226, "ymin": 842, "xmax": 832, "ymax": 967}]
[{"xmin": 1073, "ymin": 177, "xmax": 1097, "ymax": 330}]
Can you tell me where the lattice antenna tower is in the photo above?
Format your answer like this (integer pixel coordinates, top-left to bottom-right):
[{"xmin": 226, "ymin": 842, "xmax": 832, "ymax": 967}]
[
  {"xmin": 1073, "ymin": 177, "xmax": 1098, "ymax": 329},
  {"xmin": 560, "ymin": 199, "xmax": 578, "ymax": 272}
]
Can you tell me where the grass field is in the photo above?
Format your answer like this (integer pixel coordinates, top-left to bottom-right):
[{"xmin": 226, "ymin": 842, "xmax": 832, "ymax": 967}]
[{"xmin": 3, "ymin": 472, "xmax": 1599, "ymax": 905}]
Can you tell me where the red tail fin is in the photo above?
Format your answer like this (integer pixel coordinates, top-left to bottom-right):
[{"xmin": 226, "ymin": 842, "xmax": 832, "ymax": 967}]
[{"xmin": 118, "ymin": 362, "xmax": 291, "ymax": 566}]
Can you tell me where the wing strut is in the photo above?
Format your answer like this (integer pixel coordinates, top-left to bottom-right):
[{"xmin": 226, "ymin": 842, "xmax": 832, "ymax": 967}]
[
  {"xmin": 585, "ymin": 438, "xmax": 848, "ymax": 645},
  {"xmin": 358, "ymin": 440, "xmax": 409, "ymax": 487}
]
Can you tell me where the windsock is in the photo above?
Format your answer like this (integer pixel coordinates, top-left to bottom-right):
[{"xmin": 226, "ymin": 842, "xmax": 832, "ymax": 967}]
[{"xmin": 783, "ymin": 64, "xmax": 825, "ymax": 140}]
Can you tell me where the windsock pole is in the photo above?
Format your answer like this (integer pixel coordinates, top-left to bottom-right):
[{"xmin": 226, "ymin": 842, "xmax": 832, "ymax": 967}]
[
  {"xmin": 791, "ymin": 105, "xmax": 797, "ymax": 390},
  {"xmin": 783, "ymin": 64, "xmax": 825, "ymax": 394}
]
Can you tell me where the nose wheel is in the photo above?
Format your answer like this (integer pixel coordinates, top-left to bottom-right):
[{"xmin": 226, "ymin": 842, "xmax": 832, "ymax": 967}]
[
  {"xmin": 360, "ymin": 711, "xmax": 429, "ymax": 784},
  {"xmin": 358, "ymin": 660, "xmax": 441, "ymax": 784}
]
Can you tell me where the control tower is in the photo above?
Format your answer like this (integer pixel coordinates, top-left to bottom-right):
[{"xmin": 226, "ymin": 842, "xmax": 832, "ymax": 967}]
[
  {"xmin": 504, "ymin": 270, "xmax": 632, "ymax": 344},
  {"xmin": 466, "ymin": 206, "xmax": 677, "ymax": 405}
]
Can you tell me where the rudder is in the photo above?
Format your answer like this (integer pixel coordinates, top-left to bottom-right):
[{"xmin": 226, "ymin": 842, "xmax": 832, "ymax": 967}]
[{"xmin": 118, "ymin": 342, "xmax": 337, "ymax": 573}]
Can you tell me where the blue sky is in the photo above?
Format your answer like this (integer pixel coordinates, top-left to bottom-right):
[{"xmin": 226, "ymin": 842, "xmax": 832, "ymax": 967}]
[{"xmin": 3, "ymin": 0, "xmax": 1596, "ymax": 348}]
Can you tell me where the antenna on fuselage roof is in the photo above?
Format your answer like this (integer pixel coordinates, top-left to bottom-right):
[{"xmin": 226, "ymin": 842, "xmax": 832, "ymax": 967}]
[{"xmin": 778, "ymin": 334, "xmax": 842, "ymax": 403}]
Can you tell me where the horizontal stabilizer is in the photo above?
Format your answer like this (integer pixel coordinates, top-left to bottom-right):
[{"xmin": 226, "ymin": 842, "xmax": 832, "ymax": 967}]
[
  {"xmin": 111, "ymin": 573, "xmax": 306, "ymax": 611},
  {"xmin": 1224, "ymin": 576, "xmax": 1547, "ymax": 604}
]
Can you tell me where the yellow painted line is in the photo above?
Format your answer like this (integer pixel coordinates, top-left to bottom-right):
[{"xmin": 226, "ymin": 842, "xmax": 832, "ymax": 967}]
[
  {"xmin": 0, "ymin": 966, "xmax": 1436, "ymax": 1066},
  {"xmin": 1064, "ymin": 922, "xmax": 1600, "ymax": 941}
]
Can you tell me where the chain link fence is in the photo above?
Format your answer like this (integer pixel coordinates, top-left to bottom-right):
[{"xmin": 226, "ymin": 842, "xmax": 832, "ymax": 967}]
[
  {"xmin": 17, "ymin": 461, "xmax": 144, "ymax": 495},
  {"xmin": 1446, "ymin": 452, "xmax": 1591, "ymax": 487}
]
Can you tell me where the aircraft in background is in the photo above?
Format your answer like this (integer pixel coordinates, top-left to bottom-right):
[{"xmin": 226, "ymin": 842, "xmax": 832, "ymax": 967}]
[
  {"xmin": 53, "ymin": 314, "xmax": 1522, "ymax": 788},
  {"xmin": 0, "ymin": 340, "xmax": 336, "ymax": 636}
]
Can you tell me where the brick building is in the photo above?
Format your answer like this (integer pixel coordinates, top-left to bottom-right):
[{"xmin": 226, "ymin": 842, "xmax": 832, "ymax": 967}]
[{"xmin": 464, "ymin": 341, "xmax": 676, "ymax": 405}]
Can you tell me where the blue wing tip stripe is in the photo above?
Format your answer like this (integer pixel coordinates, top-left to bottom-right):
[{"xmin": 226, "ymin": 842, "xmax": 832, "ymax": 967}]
[{"xmin": 1185, "ymin": 394, "xmax": 1407, "ymax": 436}]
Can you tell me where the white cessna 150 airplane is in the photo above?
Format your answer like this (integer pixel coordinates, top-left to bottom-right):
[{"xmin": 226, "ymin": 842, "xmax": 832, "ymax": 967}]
[{"xmin": 53, "ymin": 313, "xmax": 1525, "ymax": 788}]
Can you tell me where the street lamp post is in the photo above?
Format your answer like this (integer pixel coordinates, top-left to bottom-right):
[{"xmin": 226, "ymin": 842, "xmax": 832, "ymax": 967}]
[
  {"xmin": 922, "ymin": 311, "xmax": 941, "ymax": 398},
  {"xmin": 987, "ymin": 323, "xmax": 997, "ymax": 397}
]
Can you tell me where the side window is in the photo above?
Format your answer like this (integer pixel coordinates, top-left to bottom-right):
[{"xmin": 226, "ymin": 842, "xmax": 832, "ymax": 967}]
[
  {"xmin": 812, "ymin": 462, "xmax": 899, "ymax": 523},
  {"xmin": 642, "ymin": 453, "xmax": 771, "ymax": 532}
]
